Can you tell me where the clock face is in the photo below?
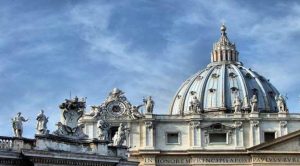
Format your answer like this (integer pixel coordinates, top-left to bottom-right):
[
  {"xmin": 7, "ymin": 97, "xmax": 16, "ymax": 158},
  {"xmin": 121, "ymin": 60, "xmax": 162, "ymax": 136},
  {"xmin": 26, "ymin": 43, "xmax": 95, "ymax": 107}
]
[{"xmin": 107, "ymin": 101, "xmax": 126, "ymax": 116}]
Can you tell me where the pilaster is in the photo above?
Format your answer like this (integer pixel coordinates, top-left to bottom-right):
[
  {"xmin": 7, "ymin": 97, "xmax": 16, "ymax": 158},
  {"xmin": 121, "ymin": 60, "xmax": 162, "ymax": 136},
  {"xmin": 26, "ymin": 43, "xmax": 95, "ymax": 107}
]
[
  {"xmin": 250, "ymin": 120, "xmax": 260, "ymax": 146},
  {"xmin": 189, "ymin": 121, "xmax": 202, "ymax": 149}
]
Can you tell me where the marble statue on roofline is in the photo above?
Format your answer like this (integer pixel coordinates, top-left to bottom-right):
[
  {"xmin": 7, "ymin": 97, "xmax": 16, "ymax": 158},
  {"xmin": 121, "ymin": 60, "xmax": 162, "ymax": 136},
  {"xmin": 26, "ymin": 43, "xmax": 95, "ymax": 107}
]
[
  {"xmin": 250, "ymin": 94, "xmax": 258, "ymax": 113},
  {"xmin": 276, "ymin": 94, "xmax": 288, "ymax": 113},
  {"xmin": 36, "ymin": 110, "xmax": 49, "ymax": 135},
  {"xmin": 143, "ymin": 96, "xmax": 154, "ymax": 114},
  {"xmin": 11, "ymin": 112, "xmax": 28, "ymax": 138},
  {"xmin": 189, "ymin": 96, "xmax": 202, "ymax": 114},
  {"xmin": 233, "ymin": 96, "xmax": 242, "ymax": 113}
]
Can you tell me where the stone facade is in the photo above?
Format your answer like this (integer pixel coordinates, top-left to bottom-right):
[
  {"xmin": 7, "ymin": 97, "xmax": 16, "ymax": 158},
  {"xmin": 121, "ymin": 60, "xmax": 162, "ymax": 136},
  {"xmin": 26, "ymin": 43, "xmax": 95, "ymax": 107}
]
[
  {"xmin": 1, "ymin": 25, "xmax": 300, "ymax": 166},
  {"xmin": 0, "ymin": 96, "xmax": 139, "ymax": 166}
]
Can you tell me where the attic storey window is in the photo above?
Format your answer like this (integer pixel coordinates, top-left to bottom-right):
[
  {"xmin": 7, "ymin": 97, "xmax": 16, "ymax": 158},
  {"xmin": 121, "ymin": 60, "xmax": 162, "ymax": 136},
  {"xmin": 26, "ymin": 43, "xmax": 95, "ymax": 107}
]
[
  {"xmin": 209, "ymin": 133, "xmax": 227, "ymax": 143},
  {"xmin": 264, "ymin": 132, "xmax": 275, "ymax": 142},
  {"xmin": 166, "ymin": 132, "xmax": 180, "ymax": 144}
]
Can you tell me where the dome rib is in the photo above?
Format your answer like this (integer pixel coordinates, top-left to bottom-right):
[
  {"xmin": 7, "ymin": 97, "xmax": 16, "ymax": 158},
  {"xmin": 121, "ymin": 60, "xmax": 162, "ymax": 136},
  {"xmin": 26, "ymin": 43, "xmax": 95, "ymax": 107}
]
[
  {"xmin": 200, "ymin": 65, "xmax": 219, "ymax": 111},
  {"xmin": 221, "ymin": 64, "xmax": 226, "ymax": 108},
  {"xmin": 242, "ymin": 67, "xmax": 270, "ymax": 111},
  {"xmin": 169, "ymin": 70, "xmax": 205, "ymax": 115},
  {"xmin": 231, "ymin": 64, "xmax": 250, "ymax": 108}
]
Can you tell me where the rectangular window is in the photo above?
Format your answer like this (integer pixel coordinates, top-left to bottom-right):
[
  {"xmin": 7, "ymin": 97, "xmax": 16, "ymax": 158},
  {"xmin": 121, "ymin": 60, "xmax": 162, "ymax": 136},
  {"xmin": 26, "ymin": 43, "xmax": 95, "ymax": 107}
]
[
  {"xmin": 166, "ymin": 133, "xmax": 179, "ymax": 144},
  {"xmin": 209, "ymin": 133, "xmax": 227, "ymax": 143},
  {"xmin": 264, "ymin": 132, "xmax": 275, "ymax": 142}
]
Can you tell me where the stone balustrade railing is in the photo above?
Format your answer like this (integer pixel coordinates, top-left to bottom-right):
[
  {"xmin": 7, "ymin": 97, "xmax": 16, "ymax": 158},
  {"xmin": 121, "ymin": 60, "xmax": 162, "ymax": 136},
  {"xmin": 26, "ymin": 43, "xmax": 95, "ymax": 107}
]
[
  {"xmin": 0, "ymin": 136, "xmax": 13, "ymax": 150},
  {"xmin": 0, "ymin": 136, "xmax": 35, "ymax": 152}
]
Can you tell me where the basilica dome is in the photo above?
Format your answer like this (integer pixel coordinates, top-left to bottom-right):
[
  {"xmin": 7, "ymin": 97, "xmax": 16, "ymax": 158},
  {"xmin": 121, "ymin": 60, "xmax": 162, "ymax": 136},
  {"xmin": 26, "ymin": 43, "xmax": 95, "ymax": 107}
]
[{"xmin": 169, "ymin": 25, "xmax": 283, "ymax": 115}]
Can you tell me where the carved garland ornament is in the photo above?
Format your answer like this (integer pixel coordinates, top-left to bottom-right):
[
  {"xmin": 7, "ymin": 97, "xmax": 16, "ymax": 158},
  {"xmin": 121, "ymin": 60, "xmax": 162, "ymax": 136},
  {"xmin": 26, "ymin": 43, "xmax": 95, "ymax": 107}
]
[
  {"xmin": 189, "ymin": 121, "xmax": 201, "ymax": 129},
  {"xmin": 250, "ymin": 120, "xmax": 259, "ymax": 128},
  {"xmin": 280, "ymin": 121, "xmax": 287, "ymax": 128}
]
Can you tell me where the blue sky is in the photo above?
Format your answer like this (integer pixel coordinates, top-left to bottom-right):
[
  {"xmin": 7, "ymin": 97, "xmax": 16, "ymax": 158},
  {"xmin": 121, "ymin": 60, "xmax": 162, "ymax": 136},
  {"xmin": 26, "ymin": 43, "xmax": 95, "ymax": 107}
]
[{"xmin": 1, "ymin": 0, "xmax": 300, "ymax": 138}]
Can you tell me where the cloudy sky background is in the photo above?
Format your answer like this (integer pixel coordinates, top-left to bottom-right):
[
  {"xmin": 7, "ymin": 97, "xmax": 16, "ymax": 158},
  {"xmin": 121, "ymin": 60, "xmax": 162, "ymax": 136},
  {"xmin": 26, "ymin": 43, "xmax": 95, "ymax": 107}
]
[{"xmin": 0, "ymin": 0, "xmax": 300, "ymax": 138}]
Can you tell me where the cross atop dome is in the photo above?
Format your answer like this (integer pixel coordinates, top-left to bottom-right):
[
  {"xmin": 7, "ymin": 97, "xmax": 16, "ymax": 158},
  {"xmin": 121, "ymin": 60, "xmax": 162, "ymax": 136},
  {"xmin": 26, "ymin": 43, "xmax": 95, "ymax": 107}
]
[
  {"xmin": 210, "ymin": 24, "xmax": 239, "ymax": 64},
  {"xmin": 220, "ymin": 23, "xmax": 226, "ymax": 35}
]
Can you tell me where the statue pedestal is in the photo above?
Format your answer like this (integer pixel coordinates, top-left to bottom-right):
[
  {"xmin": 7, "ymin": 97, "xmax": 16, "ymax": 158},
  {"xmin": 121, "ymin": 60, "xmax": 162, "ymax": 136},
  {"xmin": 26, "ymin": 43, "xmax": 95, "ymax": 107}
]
[
  {"xmin": 12, "ymin": 138, "xmax": 24, "ymax": 152},
  {"xmin": 278, "ymin": 112, "xmax": 287, "ymax": 118},
  {"xmin": 234, "ymin": 112, "xmax": 242, "ymax": 118},
  {"xmin": 145, "ymin": 114, "xmax": 154, "ymax": 119},
  {"xmin": 108, "ymin": 145, "xmax": 129, "ymax": 159},
  {"xmin": 11, "ymin": 137, "xmax": 34, "ymax": 152},
  {"xmin": 250, "ymin": 112, "xmax": 259, "ymax": 118},
  {"xmin": 34, "ymin": 134, "xmax": 109, "ymax": 155},
  {"xmin": 190, "ymin": 114, "xmax": 203, "ymax": 120}
]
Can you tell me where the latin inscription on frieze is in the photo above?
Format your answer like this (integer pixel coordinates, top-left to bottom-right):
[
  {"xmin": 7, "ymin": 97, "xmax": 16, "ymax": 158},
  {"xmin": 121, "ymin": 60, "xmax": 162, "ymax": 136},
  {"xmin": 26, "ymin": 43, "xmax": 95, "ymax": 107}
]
[{"xmin": 144, "ymin": 156, "xmax": 300, "ymax": 165}]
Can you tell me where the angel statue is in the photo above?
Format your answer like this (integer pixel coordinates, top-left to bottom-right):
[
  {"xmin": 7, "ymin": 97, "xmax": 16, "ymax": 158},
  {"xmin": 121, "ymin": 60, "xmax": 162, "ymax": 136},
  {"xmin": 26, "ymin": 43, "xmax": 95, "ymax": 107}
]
[
  {"xmin": 36, "ymin": 110, "xmax": 49, "ymax": 135},
  {"xmin": 11, "ymin": 112, "xmax": 28, "ymax": 138},
  {"xmin": 129, "ymin": 105, "xmax": 144, "ymax": 119}
]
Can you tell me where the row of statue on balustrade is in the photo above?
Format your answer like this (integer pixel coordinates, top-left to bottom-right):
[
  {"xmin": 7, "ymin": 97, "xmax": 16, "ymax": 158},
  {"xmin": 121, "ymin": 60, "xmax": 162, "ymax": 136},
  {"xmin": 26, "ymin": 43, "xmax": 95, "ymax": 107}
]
[
  {"xmin": 11, "ymin": 110, "xmax": 50, "ymax": 138},
  {"xmin": 10, "ymin": 110, "xmax": 129, "ymax": 146},
  {"xmin": 189, "ymin": 94, "xmax": 288, "ymax": 114}
]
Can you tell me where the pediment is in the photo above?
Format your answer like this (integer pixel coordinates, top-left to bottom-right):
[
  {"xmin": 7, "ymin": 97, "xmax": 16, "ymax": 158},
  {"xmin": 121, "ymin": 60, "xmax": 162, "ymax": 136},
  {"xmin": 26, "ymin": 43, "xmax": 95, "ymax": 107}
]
[
  {"xmin": 201, "ymin": 123, "xmax": 235, "ymax": 131},
  {"xmin": 249, "ymin": 130, "xmax": 300, "ymax": 151}
]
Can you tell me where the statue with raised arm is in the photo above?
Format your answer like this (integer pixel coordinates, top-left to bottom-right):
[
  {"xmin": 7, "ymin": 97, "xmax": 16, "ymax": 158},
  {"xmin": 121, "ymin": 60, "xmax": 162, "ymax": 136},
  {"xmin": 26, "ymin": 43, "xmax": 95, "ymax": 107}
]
[
  {"xmin": 97, "ymin": 119, "xmax": 110, "ymax": 141},
  {"xmin": 250, "ymin": 94, "xmax": 258, "ymax": 113},
  {"xmin": 233, "ymin": 96, "xmax": 242, "ymax": 113},
  {"xmin": 11, "ymin": 112, "xmax": 28, "ymax": 138},
  {"xmin": 143, "ymin": 96, "xmax": 154, "ymax": 114},
  {"xmin": 36, "ymin": 110, "xmax": 49, "ymax": 135},
  {"xmin": 113, "ymin": 123, "xmax": 129, "ymax": 146},
  {"xmin": 276, "ymin": 94, "xmax": 287, "ymax": 113}
]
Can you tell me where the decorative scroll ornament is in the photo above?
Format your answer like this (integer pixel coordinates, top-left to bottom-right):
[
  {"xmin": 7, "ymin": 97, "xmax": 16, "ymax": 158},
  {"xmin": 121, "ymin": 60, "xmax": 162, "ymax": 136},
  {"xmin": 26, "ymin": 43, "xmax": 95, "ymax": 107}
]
[{"xmin": 53, "ymin": 96, "xmax": 88, "ymax": 139}]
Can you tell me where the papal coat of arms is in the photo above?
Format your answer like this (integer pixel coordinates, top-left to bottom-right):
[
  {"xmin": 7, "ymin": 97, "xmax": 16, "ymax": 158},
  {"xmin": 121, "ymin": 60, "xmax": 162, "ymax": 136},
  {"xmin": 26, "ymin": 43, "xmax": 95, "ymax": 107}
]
[{"xmin": 53, "ymin": 96, "xmax": 88, "ymax": 139}]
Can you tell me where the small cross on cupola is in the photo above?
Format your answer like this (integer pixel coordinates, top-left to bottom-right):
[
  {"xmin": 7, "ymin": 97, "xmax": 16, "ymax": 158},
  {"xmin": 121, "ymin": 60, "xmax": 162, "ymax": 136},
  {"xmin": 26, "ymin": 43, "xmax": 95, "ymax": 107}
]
[{"xmin": 211, "ymin": 24, "xmax": 239, "ymax": 63}]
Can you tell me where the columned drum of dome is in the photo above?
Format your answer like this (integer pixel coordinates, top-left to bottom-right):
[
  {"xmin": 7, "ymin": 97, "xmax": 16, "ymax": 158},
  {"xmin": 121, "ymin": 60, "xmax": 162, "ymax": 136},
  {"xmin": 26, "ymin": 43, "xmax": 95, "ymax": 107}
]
[{"xmin": 169, "ymin": 25, "xmax": 284, "ymax": 115}]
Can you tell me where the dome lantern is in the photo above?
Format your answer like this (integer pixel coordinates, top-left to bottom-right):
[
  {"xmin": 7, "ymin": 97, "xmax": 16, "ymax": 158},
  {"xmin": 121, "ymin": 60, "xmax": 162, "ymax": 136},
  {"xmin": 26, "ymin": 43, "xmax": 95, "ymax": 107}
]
[{"xmin": 211, "ymin": 24, "xmax": 239, "ymax": 63}]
